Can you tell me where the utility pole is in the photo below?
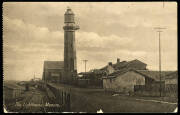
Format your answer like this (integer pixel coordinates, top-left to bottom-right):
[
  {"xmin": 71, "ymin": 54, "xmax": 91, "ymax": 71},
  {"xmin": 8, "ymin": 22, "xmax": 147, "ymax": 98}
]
[
  {"xmin": 82, "ymin": 60, "xmax": 88, "ymax": 73},
  {"xmin": 34, "ymin": 73, "xmax": 35, "ymax": 80},
  {"xmin": 163, "ymin": 1, "xmax": 165, "ymax": 8},
  {"xmin": 154, "ymin": 27, "xmax": 166, "ymax": 97}
]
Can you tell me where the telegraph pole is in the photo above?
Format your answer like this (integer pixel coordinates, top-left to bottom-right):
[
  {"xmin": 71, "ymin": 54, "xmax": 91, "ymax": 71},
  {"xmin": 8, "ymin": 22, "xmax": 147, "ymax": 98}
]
[
  {"xmin": 163, "ymin": 1, "xmax": 165, "ymax": 8},
  {"xmin": 34, "ymin": 73, "xmax": 35, "ymax": 80},
  {"xmin": 82, "ymin": 60, "xmax": 88, "ymax": 73},
  {"xmin": 154, "ymin": 27, "xmax": 166, "ymax": 97}
]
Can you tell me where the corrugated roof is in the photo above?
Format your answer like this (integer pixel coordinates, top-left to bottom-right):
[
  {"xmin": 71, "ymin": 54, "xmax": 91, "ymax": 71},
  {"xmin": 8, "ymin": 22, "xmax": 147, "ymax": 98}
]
[
  {"xmin": 164, "ymin": 71, "xmax": 178, "ymax": 79},
  {"xmin": 135, "ymin": 70, "xmax": 174, "ymax": 81},
  {"xmin": 100, "ymin": 59, "xmax": 146, "ymax": 71},
  {"xmin": 44, "ymin": 61, "xmax": 64, "ymax": 69},
  {"xmin": 103, "ymin": 69, "xmax": 176, "ymax": 81}
]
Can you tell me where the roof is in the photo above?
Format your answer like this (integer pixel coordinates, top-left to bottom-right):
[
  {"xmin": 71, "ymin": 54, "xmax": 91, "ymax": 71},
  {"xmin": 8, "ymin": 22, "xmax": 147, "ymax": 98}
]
[
  {"xmin": 78, "ymin": 72, "xmax": 92, "ymax": 75},
  {"xmin": 44, "ymin": 61, "xmax": 64, "ymax": 70},
  {"xmin": 102, "ymin": 69, "xmax": 135, "ymax": 79},
  {"xmin": 102, "ymin": 76, "xmax": 116, "ymax": 79},
  {"xmin": 3, "ymin": 81, "xmax": 23, "ymax": 90},
  {"xmin": 102, "ymin": 69, "xmax": 175, "ymax": 81},
  {"xmin": 164, "ymin": 71, "xmax": 178, "ymax": 79},
  {"xmin": 108, "ymin": 68, "xmax": 130, "ymax": 76},
  {"xmin": 100, "ymin": 59, "xmax": 147, "ymax": 71},
  {"xmin": 128, "ymin": 59, "xmax": 147, "ymax": 66},
  {"xmin": 113, "ymin": 61, "xmax": 128, "ymax": 70},
  {"xmin": 135, "ymin": 70, "xmax": 175, "ymax": 81}
]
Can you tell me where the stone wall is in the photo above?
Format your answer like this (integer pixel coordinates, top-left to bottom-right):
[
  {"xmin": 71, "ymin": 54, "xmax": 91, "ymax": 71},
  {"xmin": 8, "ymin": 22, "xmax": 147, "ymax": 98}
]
[{"xmin": 103, "ymin": 71, "xmax": 145, "ymax": 93}]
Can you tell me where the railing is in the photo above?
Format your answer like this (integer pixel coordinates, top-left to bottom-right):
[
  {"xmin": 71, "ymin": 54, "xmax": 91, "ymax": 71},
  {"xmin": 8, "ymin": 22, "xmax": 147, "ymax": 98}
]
[
  {"xmin": 37, "ymin": 82, "xmax": 70, "ymax": 112},
  {"xmin": 46, "ymin": 83, "xmax": 70, "ymax": 112}
]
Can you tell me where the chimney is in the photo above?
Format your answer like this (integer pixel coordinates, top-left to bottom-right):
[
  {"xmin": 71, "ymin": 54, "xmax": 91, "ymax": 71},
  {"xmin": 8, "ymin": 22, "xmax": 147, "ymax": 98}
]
[
  {"xmin": 117, "ymin": 58, "xmax": 120, "ymax": 63},
  {"xmin": 108, "ymin": 62, "xmax": 112, "ymax": 66}
]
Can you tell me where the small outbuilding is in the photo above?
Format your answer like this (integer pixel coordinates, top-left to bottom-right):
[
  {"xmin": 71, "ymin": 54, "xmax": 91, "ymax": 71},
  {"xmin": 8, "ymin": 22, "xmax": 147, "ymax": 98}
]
[
  {"xmin": 164, "ymin": 71, "xmax": 178, "ymax": 97},
  {"xmin": 102, "ymin": 69, "xmax": 147, "ymax": 93},
  {"xmin": 42, "ymin": 61, "xmax": 64, "ymax": 83}
]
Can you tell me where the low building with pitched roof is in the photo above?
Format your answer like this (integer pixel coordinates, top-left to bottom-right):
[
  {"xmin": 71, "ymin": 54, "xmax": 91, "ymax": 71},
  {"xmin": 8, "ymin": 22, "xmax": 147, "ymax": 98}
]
[
  {"xmin": 102, "ymin": 69, "xmax": 147, "ymax": 93},
  {"xmin": 102, "ymin": 69, "xmax": 176, "ymax": 96},
  {"xmin": 42, "ymin": 61, "xmax": 64, "ymax": 83},
  {"xmin": 99, "ymin": 58, "xmax": 147, "ymax": 75}
]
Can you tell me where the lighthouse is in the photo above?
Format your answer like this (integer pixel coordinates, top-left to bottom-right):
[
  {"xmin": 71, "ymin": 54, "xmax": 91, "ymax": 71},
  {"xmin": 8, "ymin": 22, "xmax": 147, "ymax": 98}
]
[{"xmin": 63, "ymin": 7, "xmax": 79, "ymax": 83}]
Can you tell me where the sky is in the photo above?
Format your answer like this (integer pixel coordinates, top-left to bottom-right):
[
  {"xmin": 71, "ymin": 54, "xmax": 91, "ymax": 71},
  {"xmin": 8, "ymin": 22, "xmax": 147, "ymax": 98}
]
[{"xmin": 3, "ymin": 2, "xmax": 177, "ymax": 81}]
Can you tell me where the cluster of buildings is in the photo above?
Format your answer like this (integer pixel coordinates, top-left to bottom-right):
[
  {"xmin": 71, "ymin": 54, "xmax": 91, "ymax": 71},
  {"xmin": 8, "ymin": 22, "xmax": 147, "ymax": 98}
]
[
  {"xmin": 78, "ymin": 58, "xmax": 177, "ymax": 97},
  {"xmin": 42, "ymin": 7, "xmax": 177, "ymax": 97},
  {"xmin": 101, "ymin": 59, "xmax": 177, "ymax": 97}
]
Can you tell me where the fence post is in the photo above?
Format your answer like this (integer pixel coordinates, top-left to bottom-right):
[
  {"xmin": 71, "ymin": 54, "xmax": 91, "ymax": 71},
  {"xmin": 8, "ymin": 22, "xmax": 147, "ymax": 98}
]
[
  {"xmin": 64, "ymin": 92, "xmax": 67, "ymax": 111},
  {"xmin": 67, "ymin": 93, "xmax": 70, "ymax": 112},
  {"xmin": 64, "ymin": 92, "xmax": 66, "ymax": 103},
  {"xmin": 62, "ymin": 91, "xmax": 63, "ymax": 105}
]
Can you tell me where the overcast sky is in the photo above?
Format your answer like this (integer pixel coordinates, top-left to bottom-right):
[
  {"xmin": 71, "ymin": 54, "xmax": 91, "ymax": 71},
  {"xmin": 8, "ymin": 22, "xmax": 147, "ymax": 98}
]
[{"xmin": 3, "ymin": 2, "xmax": 177, "ymax": 81}]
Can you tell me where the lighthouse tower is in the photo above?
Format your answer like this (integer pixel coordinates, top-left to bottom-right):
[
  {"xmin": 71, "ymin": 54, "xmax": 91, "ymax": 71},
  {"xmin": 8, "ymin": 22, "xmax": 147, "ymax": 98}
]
[{"xmin": 63, "ymin": 7, "xmax": 79, "ymax": 83}]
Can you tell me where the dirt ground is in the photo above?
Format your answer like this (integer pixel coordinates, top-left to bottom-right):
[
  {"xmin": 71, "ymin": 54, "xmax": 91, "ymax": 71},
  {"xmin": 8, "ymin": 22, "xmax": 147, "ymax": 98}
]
[
  {"xmin": 50, "ymin": 83, "xmax": 177, "ymax": 113},
  {"xmin": 4, "ymin": 81, "xmax": 177, "ymax": 113}
]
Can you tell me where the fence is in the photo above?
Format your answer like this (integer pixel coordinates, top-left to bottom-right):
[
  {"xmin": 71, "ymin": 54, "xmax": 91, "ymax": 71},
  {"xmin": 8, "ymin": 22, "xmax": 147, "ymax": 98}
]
[
  {"xmin": 134, "ymin": 81, "xmax": 166, "ymax": 97},
  {"xmin": 134, "ymin": 83, "xmax": 178, "ymax": 97},
  {"xmin": 37, "ymin": 82, "xmax": 70, "ymax": 112},
  {"xmin": 165, "ymin": 84, "xmax": 177, "ymax": 97},
  {"xmin": 76, "ymin": 78, "xmax": 103, "ymax": 88},
  {"xmin": 46, "ymin": 83, "xmax": 71, "ymax": 112}
]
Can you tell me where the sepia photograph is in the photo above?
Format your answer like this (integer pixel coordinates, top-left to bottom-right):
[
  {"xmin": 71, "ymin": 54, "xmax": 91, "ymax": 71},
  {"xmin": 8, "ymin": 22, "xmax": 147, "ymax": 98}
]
[{"xmin": 3, "ymin": 1, "xmax": 178, "ymax": 113}]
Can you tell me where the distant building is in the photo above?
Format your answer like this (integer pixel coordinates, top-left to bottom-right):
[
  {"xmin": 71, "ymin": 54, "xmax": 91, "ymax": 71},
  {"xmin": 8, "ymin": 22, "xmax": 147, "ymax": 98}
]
[
  {"xmin": 133, "ymin": 70, "xmax": 173, "ymax": 96},
  {"xmin": 77, "ymin": 72, "xmax": 103, "ymax": 88},
  {"xmin": 3, "ymin": 84, "xmax": 23, "ymax": 101},
  {"xmin": 164, "ymin": 71, "xmax": 178, "ymax": 97},
  {"xmin": 33, "ymin": 78, "xmax": 41, "ymax": 81},
  {"xmin": 164, "ymin": 71, "xmax": 178, "ymax": 85},
  {"xmin": 134, "ymin": 70, "xmax": 173, "ymax": 81},
  {"xmin": 42, "ymin": 61, "xmax": 64, "ymax": 83},
  {"xmin": 100, "ymin": 58, "xmax": 147, "ymax": 75}
]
